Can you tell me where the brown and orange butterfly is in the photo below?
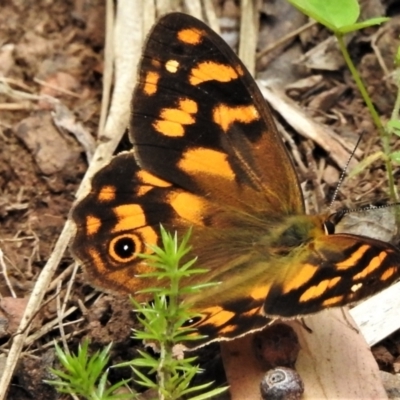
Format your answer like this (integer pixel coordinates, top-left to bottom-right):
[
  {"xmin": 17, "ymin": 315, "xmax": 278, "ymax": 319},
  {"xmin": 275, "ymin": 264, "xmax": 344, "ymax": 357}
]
[{"xmin": 71, "ymin": 12, "xmax": 400, "ymax": 348}]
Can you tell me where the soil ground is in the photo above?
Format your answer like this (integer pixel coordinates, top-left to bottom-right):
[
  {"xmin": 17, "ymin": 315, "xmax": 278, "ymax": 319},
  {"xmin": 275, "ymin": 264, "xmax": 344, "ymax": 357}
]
[{"xmin": 0, "ymin": 0, "xmax": 400, "ymax": 399}]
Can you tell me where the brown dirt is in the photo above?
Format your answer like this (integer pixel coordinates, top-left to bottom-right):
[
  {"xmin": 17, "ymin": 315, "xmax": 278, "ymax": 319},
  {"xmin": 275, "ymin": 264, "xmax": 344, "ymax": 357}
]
[{"xmin": 0, "ymin": 1, "xmax": 399, "ymax": 399}]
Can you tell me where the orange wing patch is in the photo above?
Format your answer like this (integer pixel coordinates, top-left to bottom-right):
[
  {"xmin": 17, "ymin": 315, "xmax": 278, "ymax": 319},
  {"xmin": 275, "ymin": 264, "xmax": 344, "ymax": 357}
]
[
  {"xmin": 299, "ymin": 276, "xmax": 341, "ymax": 303},
  {"xmin": 143, "ymin": 71, "xmax": 160, "ymax": 95},
  {"xmin": 98, "ymin": 185, "xmax": 116, "ymax": 202},
  {"xmin": 178, "ymin": 147, "xmax": 235, "ymax": 180},
  {"xmin": 177, "ymin": 27, "xmax": 204, "ymax": 45},
  {"xmin": 179, "ymin": 98, "xmax": 198, "ymax": 114},
  {"xmin": 353, "ymin": 251, "xmax": 385, "ymax": 280},
  {"xmin": 381, "ymin": 266, "xmax": 397, "ymax": 282},
  {"xmin": 321, "ymin": 296, "xmax": 344, "ymax": 307},
  {"xmin": 336, "ymin": 244, "xmax": 369, "ymax": 270},
  {"xmin": 169, "ymin": 192, "xmax": 207, "ymax": 225},
  {"xmin": 88, "ymin": 247, "xmax": 109, "ymax": 274},
  {"xmin": 282, "ymin": 263, "xmax": 317, "ymax": 294},
  {"xmin": 213, "ymin": 104, "xmax": 259, "ymax": 132},
  {"xmin": 86, "ymin": 215, "xmax": 102, "ymax": 236},
  {"xmin": 189, "ymin": 61, "xmax": 241, "ymax": 85},
  {"xmin": 112, "ymin": 204, "xmax": 146, "ymax": 233},
  {"xmin": 136, "ymin": 170, "xmax": 172, "ymax": 196},
  {"xmin": 250, "ymin": 284, "xmax": 272, "ymax": 301},
  {"xmin": 153, "ymin": 97, "xmax": 198, "ymax": 137},
  {"xmin": 137, "ymin": 170, "xmax": 171, "ymax": 187}
]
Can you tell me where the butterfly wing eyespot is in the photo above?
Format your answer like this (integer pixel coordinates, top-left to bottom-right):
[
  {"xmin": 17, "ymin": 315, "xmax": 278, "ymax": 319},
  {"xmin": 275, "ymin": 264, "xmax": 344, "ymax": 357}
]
[
  {"xmin": 182, "ymin": 315, "xmax": 203, "ymax": 328},
  {"xmin": 109, "ymin": 234, "xmax": 142, "ymax": 263}
]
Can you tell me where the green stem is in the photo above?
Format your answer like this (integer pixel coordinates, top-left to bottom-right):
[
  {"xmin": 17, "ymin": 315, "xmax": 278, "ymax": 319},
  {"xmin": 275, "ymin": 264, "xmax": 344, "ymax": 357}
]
[
  {"xmin": 336, "ymin": 33, "xmax": 397, "ymax": 201},
  {"xmin": 158, "ymin": 246, "xmax": 181, "ymax": 400},
  {"xmin": 389, "ymin": 70, "xmax": 400, "ymax": 128}
]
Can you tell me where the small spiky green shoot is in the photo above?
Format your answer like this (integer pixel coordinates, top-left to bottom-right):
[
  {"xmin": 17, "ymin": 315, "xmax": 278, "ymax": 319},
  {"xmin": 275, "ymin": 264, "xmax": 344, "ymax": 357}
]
[
  {"xmin": 123, "ymin": 226, "xmax": 227, "ymax": 400},
  {"xmin": 45, "ymin": 339, "xmax": 132, "ymax": 400}
]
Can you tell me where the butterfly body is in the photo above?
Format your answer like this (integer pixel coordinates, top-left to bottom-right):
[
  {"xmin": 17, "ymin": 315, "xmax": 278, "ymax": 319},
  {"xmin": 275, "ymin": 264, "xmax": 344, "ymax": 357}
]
[{"xmin": 71, "ymin": 13, "xmax": 400, "ymax": 348}]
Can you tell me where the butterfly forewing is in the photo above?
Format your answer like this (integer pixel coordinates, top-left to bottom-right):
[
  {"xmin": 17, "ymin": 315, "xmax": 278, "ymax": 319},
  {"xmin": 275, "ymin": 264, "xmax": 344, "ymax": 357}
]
[{"xmin": 131, "ymin": 13, "xmax": 303, "ymax": 216}]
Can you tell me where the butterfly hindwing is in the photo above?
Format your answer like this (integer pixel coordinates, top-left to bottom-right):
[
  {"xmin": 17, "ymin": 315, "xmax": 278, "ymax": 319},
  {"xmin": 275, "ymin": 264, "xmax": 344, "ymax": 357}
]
[
  {"xmin": 71, "ymin": 153, "xmax": 214, "ymax": 296},
  {"xmin": 182, "ymin": 230, "xmax": 400, "ymax": 347},
  {"xmin": 263, "ymin": 232, "xmax": 400, "ymax": 317}
]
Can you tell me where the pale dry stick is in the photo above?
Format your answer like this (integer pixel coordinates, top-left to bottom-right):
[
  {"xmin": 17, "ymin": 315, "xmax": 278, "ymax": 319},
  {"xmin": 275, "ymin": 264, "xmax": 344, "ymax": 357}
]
[
  {"xmin": 0, "ymin": 80, "xmax": 50, "ymax": 102},
  {"xmin": 77, "ymin": 297, "xmax": 90, "ymax": 316},
  {"xmin": 25, "ymin": 229, "xmax": 40, "ymax": 276},
  {"xmin": 98, "ymin": 0, "xmax": 114, "ymax": 137},
  {"xmin": 56, "ymin": 281, "xmax": 69, "ymax": 351},
  {"xmin": 142, "ymin": 1, "xmax": 156, "ymax": 35},
  {"xmin": 183, "ymin": 0, "xmax": 202, "ymax": 20},
  {"xmin": 157, "ymin": 0, "xmax": 176, "ymax": 16},
  {"xmin": 0, "ymin": 102, "xmax": 33, "ymax": 111},
  {"xmin": 316, "ymin": 157, "xmax": 327, "ymax": 183},
  {"xmin": 5, "ymin": 202, "xmax": 29, "ymax": 212},
  {"xmin": 59, "ymin": 263, "xmax": 80, "ymax": 327},
  {"xmin": 256, "ymin": 21, "xmax": 317, "ymax": 60},
  {"xmin": 52, "ymin": 102, "xmax": 96, "ymax": 163},
  {"xmin": 0, "ymin": 1, "xmax": 145, "ymax": 398},
  {"xmin": 239, "ymin": 0, "xmax": 258, "ymax": 76},
  {"xmin": 371, "ymin": 28, "xmax": 390, "ymax": 77},
  {"xmin": 0, "ymin": 249, "xmax": 16, "ymax": 298},
  {"xmin": 0, "ymin": 76, "xmax": 33, "ymax": 92},
  {"xmin": 0, "ymin": 235, "xmax": 36, "ymax": 243},
  {"xmin": 22, "ymin": 292, "xmax": 97, "ymax": 348},
  {"xmin": 33, "ymin": 77, "xmax": 82, "ymax": 98},
  {"xmin": 47, "ymin": 263, "xmax": 76, "ymax": 293},
  {"xmin": 37, "ymin": 328, "xmax": 86, "ymax": 351},
  {"xmin": 0, "ymin": 241, "xmax": 24, "ymax": 277},
  {"xmin": 1, "ymin": 235, "xmax": 35, "ymax": 278},
  {"xmin": 275, "ymin": 120, "xmax": 308, "ymax": 175},
  {"xmin": 202, "ymin": 0, "xmax": 219, "ymax": 34},
  {"xmin": 258, "ymin": 82, "xmax": 359, "ymax": 170}
]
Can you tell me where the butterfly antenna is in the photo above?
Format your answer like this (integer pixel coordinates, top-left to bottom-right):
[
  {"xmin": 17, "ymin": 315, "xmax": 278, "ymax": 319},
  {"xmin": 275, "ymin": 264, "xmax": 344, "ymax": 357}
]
[
  {"xmin": 343, "ymin": 201, "xmax": 400, "ymax": 214},
  {"xmin": 328, "ymin": 133, "xmax": 363, "ymax": 211}
]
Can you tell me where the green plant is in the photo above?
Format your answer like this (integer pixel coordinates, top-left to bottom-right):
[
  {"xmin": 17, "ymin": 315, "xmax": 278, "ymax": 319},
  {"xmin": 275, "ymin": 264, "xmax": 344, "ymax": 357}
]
[
  {"xmin": 46, "ymin": 340, "xmax": 131, "ymax": 400},
  {"xmin": 286, "ymin": 0, "xmax": 399, "ymax": 200},
  {"xmin": 386, "ymin": 56, "xmax": 400, "ymax": 164},
  {"xmin": 121, "ymin": 226, "xmax": 227, "ymax": 400},
  {"xmin": 47, "ymin": 227, "xmax": 226, "ymax": 400}
]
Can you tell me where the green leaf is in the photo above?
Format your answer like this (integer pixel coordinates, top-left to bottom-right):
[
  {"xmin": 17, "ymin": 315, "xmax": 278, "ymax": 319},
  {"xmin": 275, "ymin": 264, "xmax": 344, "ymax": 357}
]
[
  {"xmin": 348, "ymin": 151, "xmax": 384, "ymax": 178},
  {"xmin": 389, "ymin": 151, "xmax": 400, "ymax": 164},
  {"xmin": 287, "ymin": 0, "xmax": 359, "ymax": 31},
  {"xmin": 131, "ymin": 367, "xmax": 157, "ymax": 388},
  {"xmin": 395, "ymin": 46, "xmax": 400, "ymax": 67},
  {"xmin": 387, "ymin": 119, "xmax": 400, "ymax": 135},
  {"xmin": 188, "ymin": 386, "xmax": 229, "ymax": 400},
  {"xmin": 338, "ymin": 17, "xmax": 390, "ymax": 34}
]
